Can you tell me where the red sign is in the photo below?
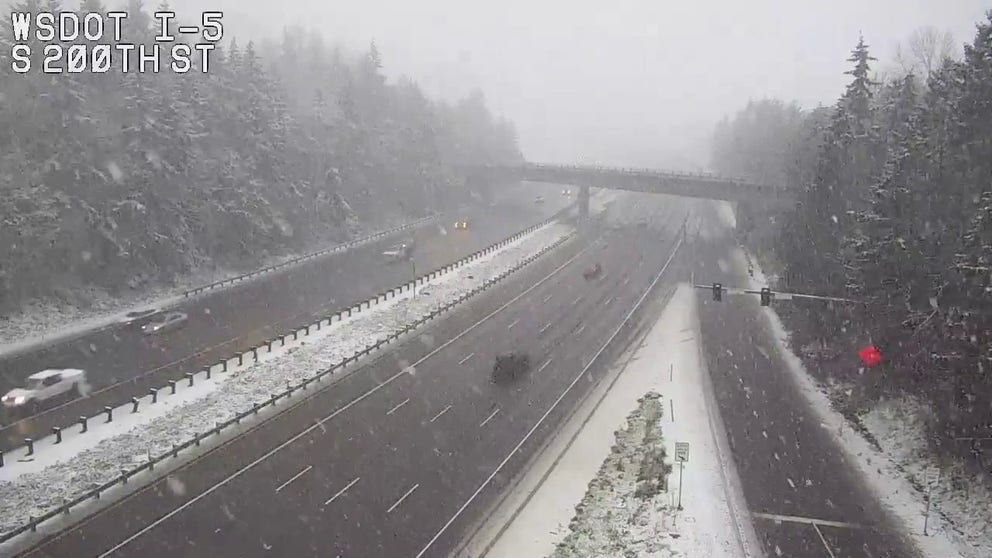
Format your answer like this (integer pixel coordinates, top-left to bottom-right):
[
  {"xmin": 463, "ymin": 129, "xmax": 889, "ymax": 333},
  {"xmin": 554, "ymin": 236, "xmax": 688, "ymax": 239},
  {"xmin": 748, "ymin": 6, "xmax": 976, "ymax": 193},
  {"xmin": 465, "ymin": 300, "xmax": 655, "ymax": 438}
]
[{"xmin": 858, "ymin": 345, "xmax": 883, "ymax": 367}]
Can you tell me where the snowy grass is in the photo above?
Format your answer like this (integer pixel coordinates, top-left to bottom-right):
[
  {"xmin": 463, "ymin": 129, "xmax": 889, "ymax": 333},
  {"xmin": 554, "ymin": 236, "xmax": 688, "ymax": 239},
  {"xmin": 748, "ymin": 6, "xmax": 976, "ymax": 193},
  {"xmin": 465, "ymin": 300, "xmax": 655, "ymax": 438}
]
[
  {"xmin": 0, "ymin": 222, "xmax": 575, "ymax": 537},
  {"xmin": 862, "ymin": 397, "xmax": 992, "ymax": 558},
  {"xmin": 551, "ymin": 392, "xmax": 677, "ymax": 558}
]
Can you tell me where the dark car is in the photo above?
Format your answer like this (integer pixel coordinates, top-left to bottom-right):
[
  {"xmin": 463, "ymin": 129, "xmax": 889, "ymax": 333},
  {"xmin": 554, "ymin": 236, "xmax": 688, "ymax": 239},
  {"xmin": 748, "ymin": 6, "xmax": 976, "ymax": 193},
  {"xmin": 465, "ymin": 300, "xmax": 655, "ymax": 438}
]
[
  {"xmin": 492, "ymin": 353, "xmax": 530, "ymax": 384},
  {"xmin": 583, "ymin": 263, "xmax": 602, "ymax": 280},
  {"xmin": 141, "ymin": 311, "xmax": 189, "ymax": 335}
]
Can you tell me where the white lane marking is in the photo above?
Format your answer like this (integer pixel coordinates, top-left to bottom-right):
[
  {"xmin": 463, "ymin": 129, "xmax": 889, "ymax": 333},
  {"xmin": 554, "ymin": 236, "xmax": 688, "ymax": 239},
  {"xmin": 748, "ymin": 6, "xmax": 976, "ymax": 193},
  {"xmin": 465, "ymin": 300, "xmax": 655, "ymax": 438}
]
[
  {"xmin": 479, "ymin": 408, "xmax": 501, "ymax": 428},
  {"xmin": 539, "ymin": 323, "xmax": 552, "ymax": 334},
  {"xmin": 605, "ymin": 296, "xmax": 614, "ymax": 306},
  {"xmin": 538, "ymin": 359, "xmax": 553, "ymax": 373},
  {"xmin": 751, "ymin": 512, "xmax": 862, "ymax": 530},
  {"xmin": 387, "ymin": 398, "xmax": 411, "ymax": 415},
  {"xmin": 458, "ymin": 353, "xmax": 475, "ymax": 365},
  {"xmin": 600, "ymin": 272, "xmax": 609, "ymax": 281},
  {"xmin": 507, "ymin": 319, "xmax": 519, "ymax": 330},
  {"xmin": 575, "ymin": 325, "xmax": 585, "ymax": 336},
  {"xmin": 430, "ymin": 405, "xmax": 452, "ymax": 423},
  {"xmin": 572, "ymin": 296, "xmax": 582, "ymax": 306},
  {"xmin": 94, "ymin": 236, "xmax": 593, "ymax": 558},
  {"xmin": 813, "ymin": 523, "xmax": 838, "ymax": 558},
  {"xmin": 543, "ymin": 294, "xmax": 552, "ymax": 303},
  {"xmin": 91, "ymin": 236, "xmax": 588, "ymax": 558},
  {"xmin": 323, "ymin": 477, "xmax": 361, "ymax": 507},
  {"xmin": 623, "ymin": 276, "xmax": 630, "ymax": 286},
  {"xmin": 275, "ymin": 465, "xmax": 312, "ymax": 493},
  {"xmin": 387, "ymin": 483, "xmax": 420, "ymax": 514},
  {"xmin": 415, "ymin": 236, "xmax": 684, "ymax": 558}
]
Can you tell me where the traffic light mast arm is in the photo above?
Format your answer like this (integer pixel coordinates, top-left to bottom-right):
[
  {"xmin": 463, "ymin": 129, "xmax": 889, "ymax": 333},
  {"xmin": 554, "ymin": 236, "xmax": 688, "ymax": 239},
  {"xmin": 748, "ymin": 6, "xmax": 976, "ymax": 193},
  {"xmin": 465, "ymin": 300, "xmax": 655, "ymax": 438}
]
[{"xmin": 692, "ymin": 283, "xmax": 864, "ymax": 305}]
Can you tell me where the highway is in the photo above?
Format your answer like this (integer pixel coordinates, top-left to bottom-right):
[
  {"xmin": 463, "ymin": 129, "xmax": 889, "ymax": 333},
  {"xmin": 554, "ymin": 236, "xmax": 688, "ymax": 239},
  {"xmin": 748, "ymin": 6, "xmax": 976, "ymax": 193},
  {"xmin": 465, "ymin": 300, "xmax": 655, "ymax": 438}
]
[
  {"xmin": 18, "ymin": 194, "xmax": 696, "ymax": 558},
  {"xmin": 690, "ymin": 202, "xmax": 923, "ymax": 558},
  {"xmin": 0, "ymin": 184, "xmax": 571, "ymax": 448}
]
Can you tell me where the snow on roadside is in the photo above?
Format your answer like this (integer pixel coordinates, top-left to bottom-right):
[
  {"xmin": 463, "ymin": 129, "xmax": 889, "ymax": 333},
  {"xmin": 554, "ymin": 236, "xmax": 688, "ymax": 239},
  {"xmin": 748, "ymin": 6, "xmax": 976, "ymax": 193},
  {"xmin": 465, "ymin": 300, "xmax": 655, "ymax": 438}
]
[
  {"xmin": 551, "ymin": 393, "xmax": 677, "ymax": 558},
  {"xmin": 0, "ymin": 222, "xmax": 575, "ymax": 536},
  {"xmin": 862, "ymin": 398, "xmax": 992, "ymax": 558},
  {"xmin": 486, "ymin": 285, "xmax": 746, "ymax": 558},
  {"xmin": 728, "ymin": 246, "xmax": 969, "ymax": 558},
  {"xmin": 0, "ymin": 218, "xmax": 430, "ymax": 358}
]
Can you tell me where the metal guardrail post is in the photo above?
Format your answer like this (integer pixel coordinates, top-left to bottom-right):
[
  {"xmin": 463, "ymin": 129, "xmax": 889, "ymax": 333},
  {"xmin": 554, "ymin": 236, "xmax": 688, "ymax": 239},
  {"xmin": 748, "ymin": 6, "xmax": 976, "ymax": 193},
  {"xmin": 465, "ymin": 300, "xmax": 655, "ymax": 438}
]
[
  {"xmin": 150, "ymin": 388, "xmax": 158, "ymax": 403},
  {"xmin": 168, "ymin": 380, "xmax": 177, "ymax": 395},
  {"xmin": 25, "ymin": 438, "xmax": 34, "ymax": 455},
  {"xmin": 186, "ymin": 372, "xmax": 194, "ymax": 387},
  {"xmin": 132, "ymin": 397, "xmax": 140, "ymax": 413},
  {"xmin": 53, "ymin": 427, "xmax": 62, "ymax": 444},
  {"xmin": 104, "ymin": 406, "xmax": 113, "ymax": 423},
  {"xmin": 79, "ymin": 416, "xmax": 87, "ymax": 433}
]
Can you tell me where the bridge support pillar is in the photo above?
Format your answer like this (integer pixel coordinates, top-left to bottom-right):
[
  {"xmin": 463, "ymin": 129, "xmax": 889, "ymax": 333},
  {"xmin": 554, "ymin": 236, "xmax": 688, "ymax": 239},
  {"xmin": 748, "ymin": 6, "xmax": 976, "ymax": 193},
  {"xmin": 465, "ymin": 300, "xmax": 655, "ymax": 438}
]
[{"xmin": 578, "ymin": 186, "xmax": 589, "ymax": 219}]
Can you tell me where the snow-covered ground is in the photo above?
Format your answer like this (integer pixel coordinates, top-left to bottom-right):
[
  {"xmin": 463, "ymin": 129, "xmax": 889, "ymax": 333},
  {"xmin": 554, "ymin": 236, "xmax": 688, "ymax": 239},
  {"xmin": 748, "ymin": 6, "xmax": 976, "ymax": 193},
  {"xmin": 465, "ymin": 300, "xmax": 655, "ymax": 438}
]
[
  {"xmin": 0, "ymin": 221, "xmax": 575, "ymax": 539},
  {"xmin": 862, "ymin": 398, "xmax": 992, "ymax": 558},
  {"xmin": 728, "ymin": 246, "xmax": 974, "ymax": 558},
  {"xmin": 0, "ymin": 216, "xmax": 434, "ymax": 359},
  {"xmin": 479, "ymin": 285, "xmax": 751, "ymax": 558}
]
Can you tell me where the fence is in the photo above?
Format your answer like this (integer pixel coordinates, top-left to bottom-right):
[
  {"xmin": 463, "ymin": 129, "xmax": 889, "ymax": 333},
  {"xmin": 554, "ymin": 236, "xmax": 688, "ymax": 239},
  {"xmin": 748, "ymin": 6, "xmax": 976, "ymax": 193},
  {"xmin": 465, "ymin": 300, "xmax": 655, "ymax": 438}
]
[
  {"xmin": 183, "ymin": 215, "xmax": 438, "ymax": 298},
  {"xmin": 0, "ymin": 205, "xmax": 576, "ymax": 544}
]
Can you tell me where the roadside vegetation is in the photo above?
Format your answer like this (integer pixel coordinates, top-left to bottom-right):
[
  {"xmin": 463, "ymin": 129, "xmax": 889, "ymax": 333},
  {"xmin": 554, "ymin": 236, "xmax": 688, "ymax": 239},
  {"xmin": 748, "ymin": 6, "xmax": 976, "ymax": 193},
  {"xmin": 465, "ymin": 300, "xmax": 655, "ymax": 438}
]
[
  {"xmin": 710, "ymin": 14, "xmax": 992, "ymax": 470},
  {"xmin": 0, "ymin": 0, "xmax": 521, "ymax": 314}
]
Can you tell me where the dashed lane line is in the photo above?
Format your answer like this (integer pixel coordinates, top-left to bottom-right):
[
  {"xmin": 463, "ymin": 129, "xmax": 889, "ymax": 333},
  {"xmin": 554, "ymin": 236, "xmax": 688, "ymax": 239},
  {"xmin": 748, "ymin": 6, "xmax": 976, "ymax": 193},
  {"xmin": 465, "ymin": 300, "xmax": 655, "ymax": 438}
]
[
  {"xmin": 387, "ymin": 483, "xmax": 420, "ymax": 514},
  {"xmin": 274, "ymin": 465, "xmax": 312, "ymax": 493},
  {"xmin": 430, "ymin": 405, "xmax": 453, "ymax": 423},
  {"xmin": 323, "ymin": 477, "xmax": 361, "ymax": 507}
]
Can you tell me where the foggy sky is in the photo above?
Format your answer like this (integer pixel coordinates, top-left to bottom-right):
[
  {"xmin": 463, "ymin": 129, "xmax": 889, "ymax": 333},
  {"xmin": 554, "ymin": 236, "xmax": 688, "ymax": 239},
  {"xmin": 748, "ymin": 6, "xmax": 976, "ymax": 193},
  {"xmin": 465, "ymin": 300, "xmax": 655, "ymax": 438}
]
[{"xmin": 18, "ymin": 1, "xmax": 992, "ymax": 169}]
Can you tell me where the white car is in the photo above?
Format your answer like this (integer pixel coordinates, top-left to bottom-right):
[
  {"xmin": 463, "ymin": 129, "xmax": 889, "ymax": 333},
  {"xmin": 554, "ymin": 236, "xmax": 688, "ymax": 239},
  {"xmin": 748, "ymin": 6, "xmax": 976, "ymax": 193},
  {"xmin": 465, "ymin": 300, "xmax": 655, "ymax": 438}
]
[
  {"xmin": 141, "ymin": 311, "xmax": 188, "ymax": 335},
  {"xmin": 2, "ymin": 369, "xmax": 87, "ymax": 410},
  {"xmin": 119, "ymin": 308, "xmax": 160, "ymax": 325},
  {"xmin": 383, "ymin": 243, "xmax": 413, "ymax": 262}
]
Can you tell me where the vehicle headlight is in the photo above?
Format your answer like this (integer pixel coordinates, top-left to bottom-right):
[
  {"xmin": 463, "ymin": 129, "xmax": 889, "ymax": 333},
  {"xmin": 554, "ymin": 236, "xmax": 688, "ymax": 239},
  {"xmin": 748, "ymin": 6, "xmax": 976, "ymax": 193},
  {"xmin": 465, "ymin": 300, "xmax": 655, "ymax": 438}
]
[{"xmin": 13, "ymin": 396, "xmax": 26, "ymax": 405}]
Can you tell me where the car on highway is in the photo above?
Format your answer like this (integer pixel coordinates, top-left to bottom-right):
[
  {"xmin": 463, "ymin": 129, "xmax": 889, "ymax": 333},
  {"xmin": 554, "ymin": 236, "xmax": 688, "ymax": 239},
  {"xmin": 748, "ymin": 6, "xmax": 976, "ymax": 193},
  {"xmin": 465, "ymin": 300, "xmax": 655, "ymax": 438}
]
[
  {"xmin": 562, "ymin": 188, "xmax": 572, "ymax": 195},
  {"xmin": 2, "ymin": 369, "xmax": 88, "ymax": 412},
  {"xmin": 383, "ymin": 242, "xmax": 414, "ymax": 262},
  {"xmin": 140, "ymin": 311, "xmax": 188, "ymax": 335},
  {"xmin": 119, "ymin": 307, "xmax": 160, "ymax": 325},
  {"xmin": 492, "ymin": 353, "xmax": 530, "ymax": 384},
  {"xmin": 454, "ymin": 220, "xmax": 470, "ymax": 230},
  {"xmin": 583, "ymin": 263, "xmax": 603, "ymax": 280},
  {"xmin": 534, "ymin": 195, "xmax": 545, "ymax": 204}
]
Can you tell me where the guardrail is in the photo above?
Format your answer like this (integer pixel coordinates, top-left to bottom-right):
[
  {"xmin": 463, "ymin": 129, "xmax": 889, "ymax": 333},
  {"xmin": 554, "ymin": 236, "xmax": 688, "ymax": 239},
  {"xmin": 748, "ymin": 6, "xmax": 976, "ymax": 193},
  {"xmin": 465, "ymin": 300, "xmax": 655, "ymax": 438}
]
[
  {"xmin": 182, "ymin": 215, "xmax": 438, "ymax": 298},
  {"xmin": 0, "ymin": 204, "xmax": 577, "ymax": 545}
]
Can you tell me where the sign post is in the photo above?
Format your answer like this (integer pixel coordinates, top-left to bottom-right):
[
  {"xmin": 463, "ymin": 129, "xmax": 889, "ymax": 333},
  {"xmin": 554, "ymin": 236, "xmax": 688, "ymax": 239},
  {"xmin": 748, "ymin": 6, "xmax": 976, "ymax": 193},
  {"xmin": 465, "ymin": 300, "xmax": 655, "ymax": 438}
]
[
  {"xmin": 675, "ymin": 442, "xmax": 689, "ymax": 510},
  {"xmin": 923, "ymin": 467, "xmax": 941, "ymax": 535}
]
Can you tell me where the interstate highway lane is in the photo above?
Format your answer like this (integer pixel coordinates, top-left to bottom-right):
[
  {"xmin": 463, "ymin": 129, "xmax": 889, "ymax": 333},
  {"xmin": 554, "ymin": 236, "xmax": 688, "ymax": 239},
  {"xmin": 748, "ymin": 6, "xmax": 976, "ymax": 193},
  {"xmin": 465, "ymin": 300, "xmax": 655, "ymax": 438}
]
[
  {"xmin": 0, "ymin": 187, "xmax": 570, "ymax": 447},
  {"xmin": 690, "ymin": 202, "xmax": 922, "ymax": 558},
  {"xmin": 21, "ymin": 196, "xmax": 693, "ymax": 558}
]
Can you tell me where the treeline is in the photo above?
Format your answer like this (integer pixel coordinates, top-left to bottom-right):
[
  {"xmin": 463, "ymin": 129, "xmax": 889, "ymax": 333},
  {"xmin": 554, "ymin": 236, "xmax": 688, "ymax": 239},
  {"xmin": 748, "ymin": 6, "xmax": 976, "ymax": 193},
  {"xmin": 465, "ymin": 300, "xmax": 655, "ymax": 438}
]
[
  {"xmin": 712, "ymin": 15, "xmax": 991, "ymax": 460},
  {"xmin": 0, "ymin": 0, "xmax": 521, "ymax": 311}
]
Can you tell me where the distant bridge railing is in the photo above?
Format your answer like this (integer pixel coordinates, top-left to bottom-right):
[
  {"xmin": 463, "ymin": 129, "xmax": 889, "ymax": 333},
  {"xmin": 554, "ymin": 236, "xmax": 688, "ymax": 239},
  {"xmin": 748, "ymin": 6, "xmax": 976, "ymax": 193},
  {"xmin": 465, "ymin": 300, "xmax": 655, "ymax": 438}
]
[{"xmin": 467, "ymin": 162, "xmax": 792, "ymax": 202}]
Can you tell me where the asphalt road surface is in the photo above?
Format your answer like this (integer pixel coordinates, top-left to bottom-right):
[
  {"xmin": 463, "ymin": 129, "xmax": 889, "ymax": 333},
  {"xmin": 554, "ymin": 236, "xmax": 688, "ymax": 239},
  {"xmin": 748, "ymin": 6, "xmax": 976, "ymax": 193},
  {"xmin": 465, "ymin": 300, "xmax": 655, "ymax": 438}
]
[
  {"xmin": 18, "ymin": 194, "xmax": 695, "ymax": 558},
  {"xmin": 0, "ymin": 185, "xmax": 571, "ymax": 447},
  {"xmin": 690, "ymin": 202, "xmax": 923, "ymax": 558}
]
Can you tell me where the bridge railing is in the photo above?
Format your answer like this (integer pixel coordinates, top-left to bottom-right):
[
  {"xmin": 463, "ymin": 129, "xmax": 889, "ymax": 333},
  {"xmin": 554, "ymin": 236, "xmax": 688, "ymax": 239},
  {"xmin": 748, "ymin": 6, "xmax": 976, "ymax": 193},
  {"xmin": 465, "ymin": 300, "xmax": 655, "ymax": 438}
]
[{"xmin": 512, "ymin": 163, "xmax": 760, "ymax": 187}]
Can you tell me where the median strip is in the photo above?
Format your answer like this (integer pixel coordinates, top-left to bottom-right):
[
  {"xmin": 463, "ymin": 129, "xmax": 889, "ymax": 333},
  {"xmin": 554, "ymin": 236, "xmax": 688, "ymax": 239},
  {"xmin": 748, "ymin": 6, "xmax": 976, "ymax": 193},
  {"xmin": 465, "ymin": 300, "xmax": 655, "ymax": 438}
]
[{"xmin": 0, "ymin": 209, "xmax": 578, "ymax": 546}]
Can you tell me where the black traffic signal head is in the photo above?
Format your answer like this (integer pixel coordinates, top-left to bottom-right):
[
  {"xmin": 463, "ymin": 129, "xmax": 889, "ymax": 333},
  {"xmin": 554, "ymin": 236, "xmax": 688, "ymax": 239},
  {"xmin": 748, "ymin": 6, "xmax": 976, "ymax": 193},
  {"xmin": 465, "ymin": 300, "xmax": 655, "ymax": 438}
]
[
  {"xmin": 713, "ymin": 283, "xmax": 723, "ymax": 302},
  {"xmin": 760, "ymin": 287, "xmax": 773, "ymax": 306}
]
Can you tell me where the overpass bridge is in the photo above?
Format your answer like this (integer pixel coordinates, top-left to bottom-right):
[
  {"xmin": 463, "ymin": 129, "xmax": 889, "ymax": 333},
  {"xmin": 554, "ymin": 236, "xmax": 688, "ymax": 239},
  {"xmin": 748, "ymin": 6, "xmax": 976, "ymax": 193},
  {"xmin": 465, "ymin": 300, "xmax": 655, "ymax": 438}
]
[{"xmin": 467, "ymin": 163, "xmax": 794, "ymax": 218}]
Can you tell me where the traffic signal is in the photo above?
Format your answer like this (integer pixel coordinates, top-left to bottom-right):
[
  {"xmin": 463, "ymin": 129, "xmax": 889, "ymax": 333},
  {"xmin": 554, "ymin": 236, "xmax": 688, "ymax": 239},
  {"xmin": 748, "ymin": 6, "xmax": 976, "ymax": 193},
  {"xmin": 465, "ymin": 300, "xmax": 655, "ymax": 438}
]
[
  {"xmin": 858, "ymin": 345, "xmax": 883, "ymax": 367},
  {"xmin": 712, "ymin": 283, "xmax": 723, "ymax": 302},
  {"xmin": 760, "ymin": 287, "xmax": 773, "ymax": 306}
]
